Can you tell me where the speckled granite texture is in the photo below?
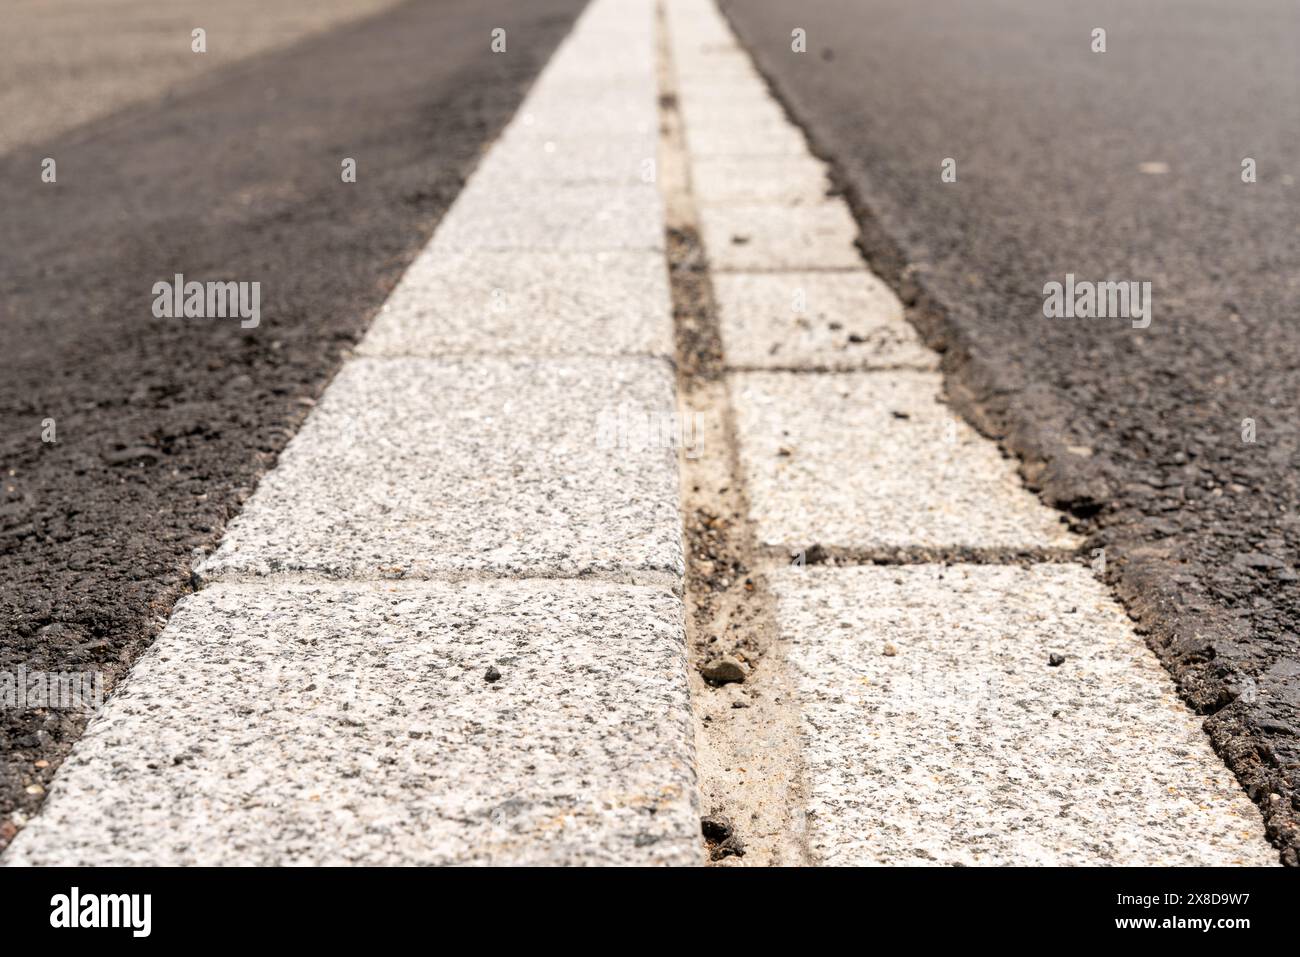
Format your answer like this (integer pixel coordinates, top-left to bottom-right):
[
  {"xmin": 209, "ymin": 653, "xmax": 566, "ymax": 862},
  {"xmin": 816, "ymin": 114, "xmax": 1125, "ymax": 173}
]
[
  {"xmin": 4, "ymin": 581, "xmax": 700, "ymax": 865},
  {"xmin": 731, "ymin": 371, "xmax": 1078, "ymax": 552},
  {"xmin": 769, "ymin": 563, "xmax": 1276, "ymax": 866},
  {"xmin": 358, "ymin": 251, "xmax": 673, "ymax": 359},
  {"xmin": 198, "ymin": 357, "xmax": 684, "ymax": 585}
]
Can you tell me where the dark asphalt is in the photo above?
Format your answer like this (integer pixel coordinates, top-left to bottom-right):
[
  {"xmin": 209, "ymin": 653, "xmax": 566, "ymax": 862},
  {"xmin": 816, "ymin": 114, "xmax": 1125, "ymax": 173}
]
[
  {"xmin": 722, "ymin": 0, "xmax": 1300, "ymax": 862},
  {"xmin": 0, "ymin": 0, "xmax": 585, "ymax": 848}
]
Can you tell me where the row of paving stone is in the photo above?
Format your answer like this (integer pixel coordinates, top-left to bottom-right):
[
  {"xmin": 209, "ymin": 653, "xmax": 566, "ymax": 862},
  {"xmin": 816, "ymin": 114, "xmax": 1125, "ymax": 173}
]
[
  {"xmin": 666, "ymin": 0, "xmax": 1276, "ymax": 865},
  {"xmin": 4, "ymin": 0, "xmax": 706, "ymax": 866}
]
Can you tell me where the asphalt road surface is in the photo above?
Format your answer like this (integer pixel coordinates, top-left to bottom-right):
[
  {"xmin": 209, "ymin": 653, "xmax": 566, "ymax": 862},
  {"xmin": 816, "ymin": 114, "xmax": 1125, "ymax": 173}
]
[
  {"xmin": 0, "ymin": 0, "xmax": 585, "ymax": 846},
  {"xmin": 721, "ymin": 0, "xmax": 1300, "ymax": 861}
]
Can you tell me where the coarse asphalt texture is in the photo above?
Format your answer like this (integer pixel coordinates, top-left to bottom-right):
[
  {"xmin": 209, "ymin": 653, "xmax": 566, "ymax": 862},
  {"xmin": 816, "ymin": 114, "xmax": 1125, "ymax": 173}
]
[
  {"xmin": 721, "ymin": 0, "xmax": 1300, "ymax": 862},
  {"xmin": 0, "ymin": 0, "xmax": 586, "ymax": 848}
]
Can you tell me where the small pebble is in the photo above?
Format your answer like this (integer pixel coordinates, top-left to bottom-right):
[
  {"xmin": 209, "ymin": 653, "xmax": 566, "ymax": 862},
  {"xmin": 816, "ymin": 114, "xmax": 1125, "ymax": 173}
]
[
  {"xmin": 700, "ymin": 815, "xmax": 732, "ymax": 842},
  {"xmin": 701, "ymin": 656, "xmax": 747, "ymax": 684}
]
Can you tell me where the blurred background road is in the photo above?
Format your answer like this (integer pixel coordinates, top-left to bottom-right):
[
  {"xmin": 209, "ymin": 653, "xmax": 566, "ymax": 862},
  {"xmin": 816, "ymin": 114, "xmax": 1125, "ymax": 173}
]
[{"xmin": 0, "ymin": 0, "xmax": 403, "ymax": 152}]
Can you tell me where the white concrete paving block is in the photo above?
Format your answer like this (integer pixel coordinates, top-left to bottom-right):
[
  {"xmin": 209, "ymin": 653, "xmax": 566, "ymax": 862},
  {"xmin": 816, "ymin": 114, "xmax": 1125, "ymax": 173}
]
[
  {"xmin": 730, "ymin": 370, "xmax": 1077, "ymax": 550},
  {"xmin": 714, "ymin": 271, "xmax": 935, "ymax": 370},
  {"xmin": 767, "ymin": 563, "xmax": 1276, "ymax": 866},
  {"xmin": 515, "ymin": 9, "xmax": 654, "ymax": 93},
  {"xmin": 667, "ymin": 0, "xmax": 792, "ymax": 147},
  {"xmin": 672, "ymin": 52, "xmax": 741, "ymax": 76},
  {"xmin": 433, "ymin": 182, "xmax": 664, "ymax": 252},
  {"xmin": 561, "ymin": 0, "xmax": 655, "ymax": 46},
  {"xmin": 674, "ymin": 72, "xmax": 775, "ymax": 99},
  {"xmin": 199, "ymin": 357, "xmax": 685, "ymax": 582},
  {"xmin": 675, "ymin": 85, "xmax": 774, "ymax": 112},
  {"xmin": 691, "ymin": 156, "xmax": 831, "ymax": 207},
  {"xmin": 671, "ymin": 40, "xmax": 745, "ymax": 60},
  {"xmin": 536, "ymin": 57, "xmax": 655, "ymax": 86},
  {"xmin": 665, "ymin": 0, "xmax": 733, "ymax": 42},
  {"xmin": 679, "ymin": 97, "xmax": 790, "ymax": 137},
  {"xmin": 542, "ymin": 20, "xmax": 654, "ymax": 63},
  {"xmin": 358, "ymin": 250, "xmax": 672, "ymax": 359},
  {"xmin": 685, "ymin": 121, "xmax": 808, "ymax": 157},
  {"xmin": 580, "ymin": 0, "xmax": 656, "ymax": 32},
  {"xmin": 472, "ymin": 133, "xmax": 659, "ymax": 187},
  {"xmin": 517, "ymin": 17, "xmax": 655, "ymax": 93},
  {"xmin": 698, "ymin": 202, "xmax": 863, "ymax": 271},
  {"xmin": 515, "ymin": 12, "xmax": 657, "ymax": 129},
  {"xmin": 670, "ymin": 38, "xmax": 737, "ymax": 63},
  {"xmin": 675, "ymin": 65, "xmax": 761, "ymax": 87},
  {"xmin": 507, "ymin": 92, "xmax": 658, "ymax": 140},
  {"xmin": 674, "ymin": 52, "xmax": 763, "ymax": 82},
  {"xmin": 3, "ymin": 580, "xmax": 700, "ymax": 866}
]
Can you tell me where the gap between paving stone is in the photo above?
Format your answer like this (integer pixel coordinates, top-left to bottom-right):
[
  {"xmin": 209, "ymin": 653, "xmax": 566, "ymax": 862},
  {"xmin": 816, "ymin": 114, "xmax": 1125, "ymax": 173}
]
[{"xmin": 659, "ymin": 0, "xmax": 811, "ymax": 867}]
